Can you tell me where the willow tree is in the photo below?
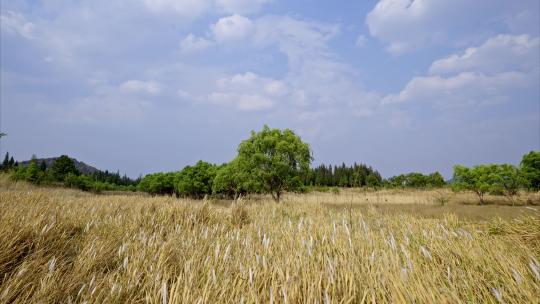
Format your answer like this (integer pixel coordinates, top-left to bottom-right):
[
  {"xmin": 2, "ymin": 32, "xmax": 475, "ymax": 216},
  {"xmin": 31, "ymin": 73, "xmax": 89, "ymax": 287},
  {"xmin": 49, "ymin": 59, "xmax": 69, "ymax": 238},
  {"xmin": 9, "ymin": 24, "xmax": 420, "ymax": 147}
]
[{"xmin": 236, "ymin": 125, "xmax": 312, "ymax": 202}]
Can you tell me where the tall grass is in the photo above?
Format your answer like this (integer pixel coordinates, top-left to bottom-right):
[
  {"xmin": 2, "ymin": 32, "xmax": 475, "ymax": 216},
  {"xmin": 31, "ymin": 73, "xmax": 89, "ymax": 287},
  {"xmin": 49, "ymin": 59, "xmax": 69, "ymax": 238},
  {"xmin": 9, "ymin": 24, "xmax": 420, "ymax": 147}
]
[{"xmin": 0, "ymin": 180, "xmax": 539, "ymax": 303}]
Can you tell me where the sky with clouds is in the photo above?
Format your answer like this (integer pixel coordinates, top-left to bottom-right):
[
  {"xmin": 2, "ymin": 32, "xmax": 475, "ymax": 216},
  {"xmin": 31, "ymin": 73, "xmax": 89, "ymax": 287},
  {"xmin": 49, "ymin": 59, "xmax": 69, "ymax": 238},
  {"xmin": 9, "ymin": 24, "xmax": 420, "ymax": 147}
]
[{"xmin": 1, "ymin": 0, "xmax": 539, "ymax": 178}]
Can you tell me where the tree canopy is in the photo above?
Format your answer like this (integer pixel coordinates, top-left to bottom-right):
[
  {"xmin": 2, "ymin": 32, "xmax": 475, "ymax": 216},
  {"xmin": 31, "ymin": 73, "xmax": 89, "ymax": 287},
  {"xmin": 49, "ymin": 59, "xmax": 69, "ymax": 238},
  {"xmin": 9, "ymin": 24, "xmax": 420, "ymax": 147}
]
[
  {"xmin": 236, "ymin": 125, "xmax": 312, "ymax": 202},
  {"xmin": 520, "ymin": 151, "xmax": 540, "ymax": 191},
  {"xmin": 49, "ymin": 155, "xmax": 79, "ymax": 182},
  {"xmin": 175, "ymin": 161, "xmax": 217, "ymax": 199}
]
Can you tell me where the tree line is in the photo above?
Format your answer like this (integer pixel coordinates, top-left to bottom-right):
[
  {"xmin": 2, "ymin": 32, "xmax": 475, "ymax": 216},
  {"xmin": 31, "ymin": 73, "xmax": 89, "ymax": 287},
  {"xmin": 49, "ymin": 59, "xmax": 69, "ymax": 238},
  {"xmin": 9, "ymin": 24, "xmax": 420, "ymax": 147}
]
[
  {"xmin": 1, "ymin": 126, "xmax": 539, "ymax": 203},
  {"xmin": 452, "ymin": 151, "xmax": 540, "ymax": 204},
  {"xmin": 2, "ymin": 154, "xmax": 138, "ymax": 192}
]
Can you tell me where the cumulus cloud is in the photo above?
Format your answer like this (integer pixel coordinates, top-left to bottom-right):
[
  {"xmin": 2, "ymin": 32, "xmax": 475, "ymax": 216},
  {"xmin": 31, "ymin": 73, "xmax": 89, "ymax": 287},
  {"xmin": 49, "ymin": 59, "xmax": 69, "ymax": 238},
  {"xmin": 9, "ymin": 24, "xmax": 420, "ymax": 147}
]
[
  {"xmin": 211, "ymin": 14, "xmax": 254, "ymax": 42},
  {"xmin": 208, "ymin": 72, "xmax": 289, "ymax": 111},
  {"xmin": 383, "ymin": 72, "xmax": 531, "ymax": 107},
  {"xmin": 383, "ymin": 34, "xmax": 539, "ymax": 108},
  {"xmin": 0, "ymin": 10, "xmax": 35, "ymax": 39},
  {"xmin": 366, "ymin": 0, "xmax": 539, "ymax": 54},
  {"xmin": 180, "ymin": 34, "xmax": 213, "ymax": 52},
  {"xmin": 429, "ymin": 35, "xmax": 539, "ymax": 75}
]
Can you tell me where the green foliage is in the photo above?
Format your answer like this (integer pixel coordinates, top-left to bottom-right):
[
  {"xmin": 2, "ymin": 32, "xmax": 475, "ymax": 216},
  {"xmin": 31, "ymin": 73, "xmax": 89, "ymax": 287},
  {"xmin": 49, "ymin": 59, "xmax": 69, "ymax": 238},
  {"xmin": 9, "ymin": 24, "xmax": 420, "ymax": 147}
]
[
  {"xmin": 384, "ymin": 171, "xmax": 446, "ymax": 188},
  {"xmin": 212, "ymin": 158, "xmax": 254, "ymax": 199},
  {"xmin": 9, "ymin": 154, "xmax": 136, "ymax": 193},
  {"xmin": 25, "ymin": 157, "xmax": 43, "ymax": 183},
  {"xmin": 452, "ymin": 164, "xmax": 527, "ymax": 204},
  {"xmin": 520, "ymin": 151, "xmax": 540, "ymax": 191},
  {"xmin": 1, "ymin": 152, "xmax": 16, "ymax": 172},
  {"xmin": 236, "ymin": 125, "xmax": 312, "ymax": 202},
  {"xmin": 49, "ymin": 155, "xmax": 79, "ymax": 182},
  {"xmin": 303, "ymin": 163, "xmax": 382, "ymax": 188},
  {"xmin": 452, "ymin": 165, "xmax": 499, "ymax": 204},
  {"xmin": 138, "ymin": 172, "xmax": 177, "ymax": 196},
  {"xmin": 176, "ymin": 161, "xmax": 217, "ymax": 199},
  {"xmin": 11, "ymin": 156, "xmax": 46, "ymax": 184},
  {"xmin": 495, "ymin": 164, "xmax": 528, "ymax": 204}
]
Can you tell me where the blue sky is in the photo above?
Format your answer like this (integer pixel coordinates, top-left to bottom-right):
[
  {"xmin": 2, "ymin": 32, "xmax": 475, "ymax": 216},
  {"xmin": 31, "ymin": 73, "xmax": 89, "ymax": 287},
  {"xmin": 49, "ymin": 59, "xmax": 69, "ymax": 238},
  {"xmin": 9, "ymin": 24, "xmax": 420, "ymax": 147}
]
[{"xmin": 1, "ymin": 0, "xmax": 539, "ymax": 178}]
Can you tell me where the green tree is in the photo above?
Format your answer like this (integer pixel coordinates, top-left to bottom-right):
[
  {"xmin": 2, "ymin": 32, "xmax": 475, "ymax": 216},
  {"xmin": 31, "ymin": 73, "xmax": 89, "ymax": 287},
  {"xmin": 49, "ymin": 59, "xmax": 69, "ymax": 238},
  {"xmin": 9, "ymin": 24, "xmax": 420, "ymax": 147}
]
[
  {"xmin": 25, "ymin": 157, "xmax": 44, "ymax": 184},
  {"xmin": 495, "ymin": 164, "xmax": 526, "ymax": 204},
  {"xmin": 138, "ymin": 172, "xmax": 177, "ymax": 196},
  {"xmin": 1, "ymin": 152, "xmax": 9, "ymax": 171},
  {"xmin": 49, "ymin": 155, "xmax": 79, "ymax": 182},
  {"xmin": 213, "ymin": 158, "xmax": 256, "ymax": 200},
  {"xmin": 520, "ymin": 151, "xmax": 540, "ymax": 191},
  {"xmin": 39, "ymin": 160, "xmax": 47, "ymax": 172},
  {"xmin": 452, "ymin": 164, "xmax": 500, "ymax": 204},
  {"xmin": 427, "ymin": 172, "xmax": 446, "ymax": 187},
  {"xmin": 176, "ymin": 161, "xmax": 217, "ymax": 199},
  {"xmin": 365, "ymin": 174, "xmax": 382, "ymax": 188},
  {"xmin": 236, "ymin": 125, "xmax": 312, "ymax": 202}
]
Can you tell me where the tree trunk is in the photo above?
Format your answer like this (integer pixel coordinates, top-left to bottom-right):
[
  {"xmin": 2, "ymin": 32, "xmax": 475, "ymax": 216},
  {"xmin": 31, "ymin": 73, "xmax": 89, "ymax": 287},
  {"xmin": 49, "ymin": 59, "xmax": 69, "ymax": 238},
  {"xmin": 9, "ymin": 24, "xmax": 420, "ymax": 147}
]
[
  {"xmin": 477, "ymin": 191, "xmax": 485, "ymax": 205},
  {"xmin": 271, "ymin": 191, "xmax": 280, "ymax": 203}
]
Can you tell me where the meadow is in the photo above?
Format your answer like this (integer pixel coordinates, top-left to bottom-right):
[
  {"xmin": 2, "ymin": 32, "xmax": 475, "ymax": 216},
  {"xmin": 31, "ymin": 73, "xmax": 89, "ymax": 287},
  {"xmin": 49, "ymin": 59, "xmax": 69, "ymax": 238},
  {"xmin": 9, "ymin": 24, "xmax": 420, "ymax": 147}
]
[{"xmin": 0, "ymin": 176, "xmax": 539, "ymax": 303}]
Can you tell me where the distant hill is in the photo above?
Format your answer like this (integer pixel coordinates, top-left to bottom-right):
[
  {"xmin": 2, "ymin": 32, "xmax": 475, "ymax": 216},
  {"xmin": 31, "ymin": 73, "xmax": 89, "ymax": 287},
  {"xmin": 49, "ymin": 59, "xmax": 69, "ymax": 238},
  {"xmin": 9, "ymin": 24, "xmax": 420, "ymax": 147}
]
[{"xmin": 19, "ymin": 157, "xmax": 100, "ymax": 175}]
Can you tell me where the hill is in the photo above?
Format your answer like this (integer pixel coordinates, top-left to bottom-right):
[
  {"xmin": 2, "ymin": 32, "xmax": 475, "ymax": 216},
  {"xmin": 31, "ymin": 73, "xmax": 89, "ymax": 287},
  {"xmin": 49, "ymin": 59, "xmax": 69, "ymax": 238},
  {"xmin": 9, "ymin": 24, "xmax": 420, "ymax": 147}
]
[{"xmin": 19, "ymin": 156, "xmax": 100, "ymax": 175}]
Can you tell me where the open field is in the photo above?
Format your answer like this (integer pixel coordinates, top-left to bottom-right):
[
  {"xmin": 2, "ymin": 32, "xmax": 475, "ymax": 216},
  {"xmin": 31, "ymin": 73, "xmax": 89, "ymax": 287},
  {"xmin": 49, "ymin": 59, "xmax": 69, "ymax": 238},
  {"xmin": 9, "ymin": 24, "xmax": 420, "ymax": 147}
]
[{"xmin": 1, "ymin": 178, "xmax": 539, "ymax": 303}]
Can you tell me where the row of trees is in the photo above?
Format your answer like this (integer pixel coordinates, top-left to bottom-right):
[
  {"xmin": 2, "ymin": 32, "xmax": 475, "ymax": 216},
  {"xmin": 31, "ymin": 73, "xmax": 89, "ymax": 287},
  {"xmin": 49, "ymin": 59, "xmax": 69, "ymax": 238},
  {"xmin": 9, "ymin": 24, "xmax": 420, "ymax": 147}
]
[
  {"xmin": 452, "ymin": 151, "xmax": 540, "ymax": 204},
  {"xmin": 302, "ymin": 164, "xmax": 382, "ymax": 188},
  {"xmin": 139, "ymin": 126, "xmax": 311, "ymax": 202},
  {"xmin": 1, "ymin": 152, "xmax": 18, "ymax": 171},
  {"xmin": 384, "ymin": 172, "xmax": 446, "ymax": 188},
  {"xmin": 8, "ymin": 155, "xmax": 137, "ymax": 192}
]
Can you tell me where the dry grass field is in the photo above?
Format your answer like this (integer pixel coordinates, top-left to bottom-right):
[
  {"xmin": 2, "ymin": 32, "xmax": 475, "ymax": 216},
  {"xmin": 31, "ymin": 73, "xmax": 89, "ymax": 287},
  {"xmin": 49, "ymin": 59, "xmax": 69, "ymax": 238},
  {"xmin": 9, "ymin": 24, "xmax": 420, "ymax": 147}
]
[{"xmin": 1, "ymin": 176, "xmax": 539, "ymax": 303}]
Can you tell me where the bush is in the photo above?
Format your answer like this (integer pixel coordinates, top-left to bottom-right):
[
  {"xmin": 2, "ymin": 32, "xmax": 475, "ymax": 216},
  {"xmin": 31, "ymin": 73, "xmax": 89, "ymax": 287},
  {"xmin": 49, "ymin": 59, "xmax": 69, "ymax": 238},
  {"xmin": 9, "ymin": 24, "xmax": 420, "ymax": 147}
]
[
  {"xmin": 138, "ymin": 172, "xmax": 177, "ymax": 196},
  {"xmin": 521, "ymin": 151, "xmax": 540, "ymax": 191},
  {"xmin": 176, "ymin": 161, "xmax": 217, "ymax": 199}
]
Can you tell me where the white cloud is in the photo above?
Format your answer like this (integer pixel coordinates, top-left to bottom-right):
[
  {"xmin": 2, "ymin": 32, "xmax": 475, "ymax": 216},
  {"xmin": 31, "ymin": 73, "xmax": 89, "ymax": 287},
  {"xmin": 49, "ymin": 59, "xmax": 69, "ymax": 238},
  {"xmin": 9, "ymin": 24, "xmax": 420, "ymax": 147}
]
[
  {"xmin": 383, "ymin": 71, "xmax": 531, "ymax": 107},
  {"xmin": 119, "ymin": 80, "xmax": 162, "ymax": 95},
  {"xmin": 429, "ymin": 35, "xmax": 539, "ymax": 75},
  {"xmin": 209, "ymin": 92, "xmax": 274, "ymax": 111},
  {"xmin": 383, "ymin": 34, "xmax": 539, "ymax": 108},
  {"xmin": 355, "ymin": 35, "xmax": 367, "ymax": 48},
  {"xmin": 211, "ymin": 14, "xmax": 253, "ymax": 42},
  {"xmin": 366, "ymin": 0, "xmax": 539, "ymax": 54},
  {"xmin": 209, "ymin": 71, "xmax": 288, "ymax": 110},
  {"xmin": 180, "ymin": 34, "xmax": 213, "ymax": 52},
  {"xmin": 0, "ymin": 10, "xmax": 35, "ymax": 39},
  {"xmin": 216, "ymin": 0, "xmax": 272, "ymax": 15}
]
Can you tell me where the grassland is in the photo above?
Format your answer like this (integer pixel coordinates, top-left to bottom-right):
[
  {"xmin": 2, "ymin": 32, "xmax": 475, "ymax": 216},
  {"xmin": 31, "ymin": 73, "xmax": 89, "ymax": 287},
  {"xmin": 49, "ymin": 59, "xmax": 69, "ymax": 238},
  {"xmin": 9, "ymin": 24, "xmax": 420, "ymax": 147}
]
[{"xmin": 1, "ymin": 176, "xmax": 539, "ymax": 303}]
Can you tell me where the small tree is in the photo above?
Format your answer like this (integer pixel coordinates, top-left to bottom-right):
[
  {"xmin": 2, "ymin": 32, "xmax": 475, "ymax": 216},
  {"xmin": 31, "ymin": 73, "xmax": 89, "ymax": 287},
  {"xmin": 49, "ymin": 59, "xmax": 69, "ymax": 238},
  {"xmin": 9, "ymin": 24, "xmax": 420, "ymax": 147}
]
[
  {"xmin": 1, "ymin": 152, "xmax": 9, "ymax": 170},
  {"xmin": 25, "ymin": 157, "xmax": 44, "ymax": 184},
  {"xmin": 452, "ymin": 164, "xmax": 500, "ymax": 204},
  {"xmin": 427, "ymin": 172, "xmax": 446, "ymax": 187},
  {"xmin": 236, "ymin": 125, "xmax": 312, "ymax": 202},
  {"xmin": 176, "ymin": 161, "xmax": 217, "ymax": 199},
  {"xmin": 213, "ymin": 158, "xmax": 255, "ymax": 200},
  {"xmin": 496, "ymin": 164, "xmax": 526, "ymax": 205},
  {"xmin": 138, "ymin": 172, "xmax": 177, "ymax": 196},
  {"xmin": 520, "ymin": 151, "xmax": 540, "ymax": 191},
  {"xmin": 50, "ymin": 155, "xmax": 79, "ymax": 182}
]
